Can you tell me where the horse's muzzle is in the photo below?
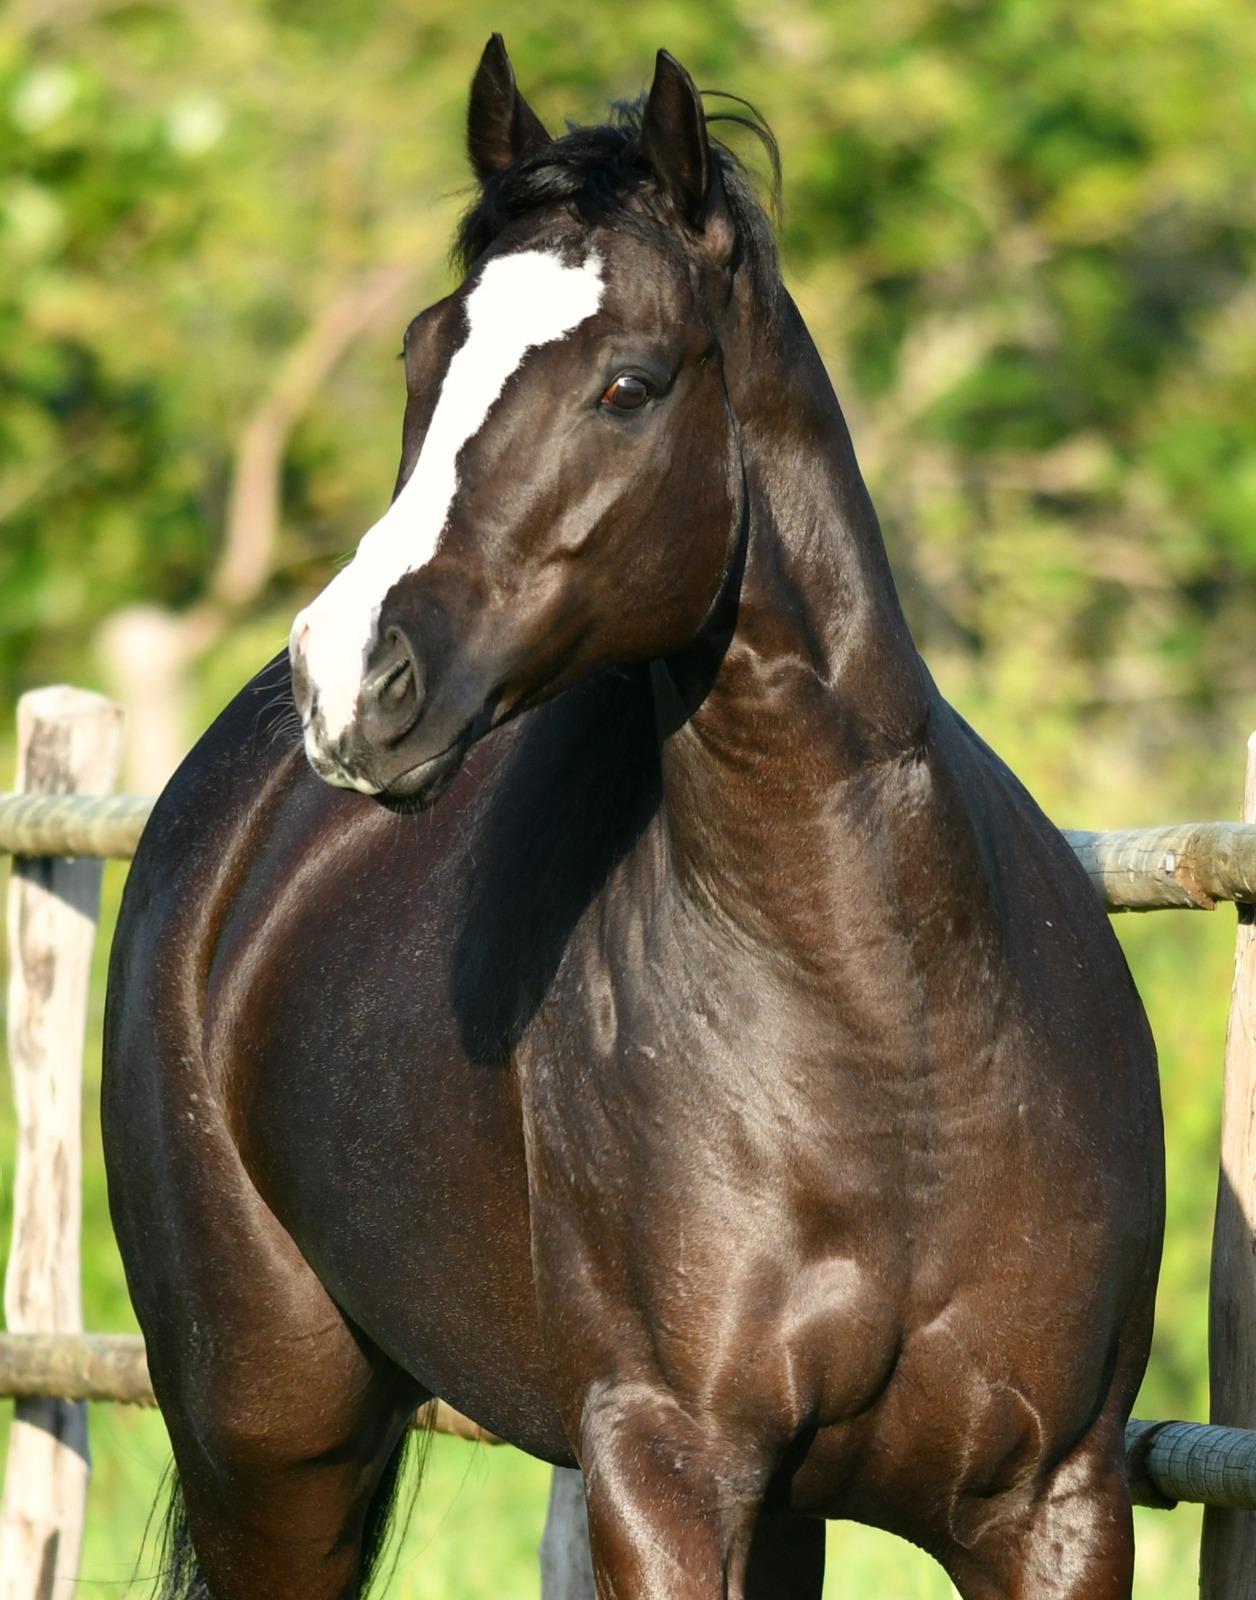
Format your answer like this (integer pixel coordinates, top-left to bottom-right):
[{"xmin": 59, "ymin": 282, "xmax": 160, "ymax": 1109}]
[{"xmin": 291, "ymin": 617, "xmax": 482, "ymax": 808}]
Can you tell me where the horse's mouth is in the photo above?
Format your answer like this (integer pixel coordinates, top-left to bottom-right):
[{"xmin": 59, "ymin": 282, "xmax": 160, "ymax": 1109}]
[{"xmin": 372, "ymin": 726, "xmax": 476, "ymax": 814}]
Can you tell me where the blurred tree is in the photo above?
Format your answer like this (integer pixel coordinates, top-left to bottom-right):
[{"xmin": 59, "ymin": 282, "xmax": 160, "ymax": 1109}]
[{"xmin": 3, "ymin": 0, "xmax": 1255, "ymax": 786}]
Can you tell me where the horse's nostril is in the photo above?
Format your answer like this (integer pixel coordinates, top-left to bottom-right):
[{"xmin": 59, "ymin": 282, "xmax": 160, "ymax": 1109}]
[
  {"xmin": 362, "ymin": 626, "xmax": 425, "ymax": 744},
  {"xmin": 377, "ymin": 653, "xmax": 412, "ymax": 706}
]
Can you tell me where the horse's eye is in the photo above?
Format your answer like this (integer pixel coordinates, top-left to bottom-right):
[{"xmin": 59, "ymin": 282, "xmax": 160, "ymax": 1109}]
[{"xmin": 601, "ymin": 373, "xmax": 650, "ymax": 411}]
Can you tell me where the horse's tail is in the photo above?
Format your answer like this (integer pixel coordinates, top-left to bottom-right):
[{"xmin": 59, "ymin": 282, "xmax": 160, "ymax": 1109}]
[
  {"xmin": 150, "ymin": 1425, "xmax": 425, "ymax": 1599},
  {"xmin": 360, "ymin": 1423, "xmax": 426, "ymax": 1594},
  {"xmin": 151, "ymin": 1471, "xmax": 210, "ymax": 1600}
]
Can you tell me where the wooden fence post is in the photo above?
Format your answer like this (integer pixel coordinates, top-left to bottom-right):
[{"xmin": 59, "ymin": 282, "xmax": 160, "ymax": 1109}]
[
  {"xmin": 0, "ymin": 688, "xmax": 124, "ymax": 1600},
  {"xmin": 539, "ymin": 1467, "xmax": 597, "ymax": 1600},
  {"xmin": 1201, "ymin": 730, "xmax": 1256, "ymax": 1600}
]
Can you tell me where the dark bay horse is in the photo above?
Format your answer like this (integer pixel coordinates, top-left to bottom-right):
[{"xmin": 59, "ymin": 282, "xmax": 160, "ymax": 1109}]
[{"xmin": 103, "ymin": 37, "xmax": 1163, "ymax": 1600}]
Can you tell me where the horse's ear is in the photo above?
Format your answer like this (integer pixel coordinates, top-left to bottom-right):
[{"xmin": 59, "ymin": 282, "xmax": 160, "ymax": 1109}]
[
  {"xmin": 640, "ymin": 50, "xmax": 734, "ymax": 264},
  {"xmin": 467, "ymin": 34, "xmax": 551, "ymax": 183}
]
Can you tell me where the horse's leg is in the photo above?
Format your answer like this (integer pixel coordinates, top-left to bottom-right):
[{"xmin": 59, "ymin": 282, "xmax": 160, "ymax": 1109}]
[
  {"xmin": 151, "ymin": 1236, "xmax": 422, "ymax": 1600},
  {"xmin": 109, "ymin": 1099, "xmax": 421, "ymax": 1599},
  {"xmin": 538, "ymin": 1472, "xmax": 825, "ymax": 1600},
  {"xmin": 577, "ymin": 1382, "xmax": 804, "ymax": 1599},
  {"xmin": 159, "ymin": 1330, "xmax": 421, "ymax": 1600},
  {"xmin": 945, "ymin": 1424, "xmax": 1134, "ymax": 1600}
]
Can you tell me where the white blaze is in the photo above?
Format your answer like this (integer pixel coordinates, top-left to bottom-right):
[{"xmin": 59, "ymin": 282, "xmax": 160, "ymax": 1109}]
[{"xmin": 293, "ymin": 248, "xmax": 605, "ymax": 742}]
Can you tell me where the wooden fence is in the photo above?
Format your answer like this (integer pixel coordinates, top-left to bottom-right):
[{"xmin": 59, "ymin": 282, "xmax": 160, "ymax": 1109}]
[{"xmin": 2, "ymin": 686, "xmax": 1255, "ymax": 1597}]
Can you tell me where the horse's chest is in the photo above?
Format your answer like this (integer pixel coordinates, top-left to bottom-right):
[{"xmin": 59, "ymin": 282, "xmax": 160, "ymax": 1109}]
[
  {"xmin": 516, "ymin": 932, "xmax": 881, "ymax": 1219},
  {"xmin": 512, "ymin": 939, "xmax": 921, "ymax": 1424},
  {"xmin": 513, "ymin": 910, "xmax": 1046, "ymax": 1272}
]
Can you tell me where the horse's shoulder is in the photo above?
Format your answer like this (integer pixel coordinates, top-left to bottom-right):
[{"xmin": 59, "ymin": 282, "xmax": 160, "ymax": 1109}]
[
  {"xmin": 120, "ymin": 659, "xmax": 656, "ymax": 976},
  {"xmin": 122, "ymin": 654, "xmax": 306, "ymax": 904}
]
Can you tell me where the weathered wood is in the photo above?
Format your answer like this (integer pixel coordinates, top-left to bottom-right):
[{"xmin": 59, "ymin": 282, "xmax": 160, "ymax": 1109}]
[
  {"xmin": 0, "ymin": 1334, "xmax": 154, "ymax": 1406},
  {"xmin": 5, "ymin": 787, "xmax": 1256, "ymax": 916},
  {"xmin": 540, "ymin": 1468, "xmax": 597, "ymax": 1600},
  {"xmin": 1200, "ymin": 734, "xmax": 1256, "ymax": 1597},
  {"xmin": 1062, "ymin": 821, "xmax": 1256, "ymax": 911},
  {"xmin": 1129, "ymin": 1418, "xmax": 1256, "ymax": 1511},
  {"xmin": 0, "ymin": 1331, "xmax": 500, "ymax": 1444},
  {"xmin": 414, "ymin": 1398, "xmax": 501, "ymax": 1445},
  {"xmin": 0, "ymin": 688, "xmax": 124, "ymax": 1600},
  {"xmin": 10, "ymin": 1330, "xmax": 1256, "ymax": 1517},
  {"xmin": 0, "ymin": 792, "xmax": 151, "ymax": 860}
]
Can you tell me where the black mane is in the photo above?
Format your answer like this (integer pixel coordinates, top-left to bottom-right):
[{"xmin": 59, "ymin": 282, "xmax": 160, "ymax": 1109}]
[{"xmin": 453, "ymin": 92, "xmax": 783, "ymax": 316}]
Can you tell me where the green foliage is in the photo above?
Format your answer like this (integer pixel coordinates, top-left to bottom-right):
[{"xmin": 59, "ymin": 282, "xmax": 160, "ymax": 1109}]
[
  {"xmin": 3, "ymin": 0, "xmax": 1256, "ymax": 740},
  {"xmin": 2, "ymin": 0, "xmax": 1256, "ymax": 1593}
]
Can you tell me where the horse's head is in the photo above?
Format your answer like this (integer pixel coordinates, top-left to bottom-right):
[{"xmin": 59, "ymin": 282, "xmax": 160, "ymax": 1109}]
[{"xmin": 290, "ymin": 37, "xmax": 778, "ymax": 806}]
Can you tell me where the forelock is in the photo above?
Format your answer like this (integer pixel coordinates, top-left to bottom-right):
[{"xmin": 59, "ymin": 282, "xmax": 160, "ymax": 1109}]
[{"xmin": 452, "ymin": 91, "xmax": 784, "ymax": 324}]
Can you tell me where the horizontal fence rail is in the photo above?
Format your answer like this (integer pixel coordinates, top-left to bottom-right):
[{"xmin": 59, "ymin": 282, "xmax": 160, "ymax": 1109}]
[
  {"xmin": 1127, "ymin": 1418, "xmax": 1256, "ymax": 1512},
  {"xmin": 0, "ymin": 1334, "xmax": 496, "ymax": 1444},
  {"xmin": 6, "ymin": 791, "xmax": 1256, "ymax": 914},
  {"xmin": 1064, "ymin": 823, "xmax": 1256, "ymax": 911},
  {"xmin": 0, "ymin": 1331, "xmax": 1243, "ymax": 1511},
  {"xmin": 0, "ymin": 792, "xmax": 150, "ymax": 858}
]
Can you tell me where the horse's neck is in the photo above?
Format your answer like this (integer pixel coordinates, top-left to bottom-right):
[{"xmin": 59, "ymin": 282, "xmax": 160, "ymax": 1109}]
[{"xmin": 653, "ymin": 318, "xmax": 937, "ymax": 959}]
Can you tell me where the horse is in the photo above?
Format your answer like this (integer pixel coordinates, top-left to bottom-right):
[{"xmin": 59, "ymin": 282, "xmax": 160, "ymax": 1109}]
[{"xmin": 103, "ymin": 36, "xmax": 1164, "ymax": 1600}]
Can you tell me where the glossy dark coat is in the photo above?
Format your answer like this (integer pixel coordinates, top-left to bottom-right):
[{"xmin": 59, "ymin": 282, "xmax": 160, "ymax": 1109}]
[{"xmin": 103, "ymin": 40, "xmax": 1164, "ymax": 1600}]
